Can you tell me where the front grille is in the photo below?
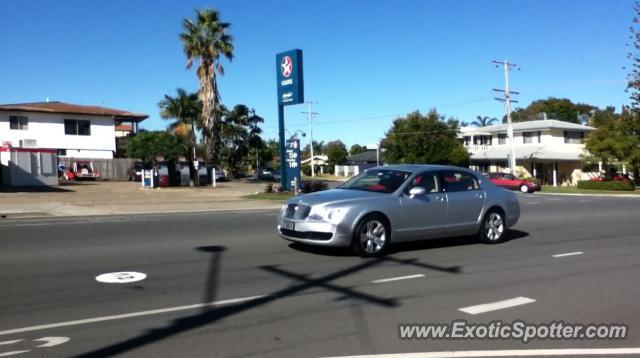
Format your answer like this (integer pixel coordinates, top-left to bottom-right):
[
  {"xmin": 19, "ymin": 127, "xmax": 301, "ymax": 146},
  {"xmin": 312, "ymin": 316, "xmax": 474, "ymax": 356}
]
[
  {"xmin": 280, "ymin": 228, "xmax": 333, "ymax": 241},
  {"xmin": 284, "ymin": 204, "xmax": 311, "ymax": 220}
]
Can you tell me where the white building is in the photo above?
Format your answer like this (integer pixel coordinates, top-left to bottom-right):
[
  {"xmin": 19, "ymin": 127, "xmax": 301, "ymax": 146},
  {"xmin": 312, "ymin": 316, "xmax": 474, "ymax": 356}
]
[
  {"xmin": 0, "ymin": 101, "xmax": 147, "ymax": 159},
  {"xmin": 460, "ymin": 119, "xmax": 596, "ymax": 186}
]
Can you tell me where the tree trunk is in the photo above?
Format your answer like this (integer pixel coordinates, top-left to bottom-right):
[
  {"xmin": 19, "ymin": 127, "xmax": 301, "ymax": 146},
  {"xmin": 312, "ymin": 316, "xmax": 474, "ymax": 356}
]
[{"xmin": 198, "ymin": 62, "xmax": 219, "ymax": 163}]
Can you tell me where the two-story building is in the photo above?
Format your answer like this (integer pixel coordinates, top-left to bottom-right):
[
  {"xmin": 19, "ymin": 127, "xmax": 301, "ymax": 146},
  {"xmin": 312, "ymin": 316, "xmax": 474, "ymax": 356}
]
[
  {"xmin": 0, "ymin": 101, "xmax": 147, "ymax": 159},
  {"xmin": 460, "ymin": 119, "xmax": 595, "ymax": 186}
]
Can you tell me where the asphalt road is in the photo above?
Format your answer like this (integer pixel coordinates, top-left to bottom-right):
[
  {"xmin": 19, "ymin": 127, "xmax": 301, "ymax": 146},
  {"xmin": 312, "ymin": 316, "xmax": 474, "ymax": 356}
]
[{"xmin": 1, "ymin": 194, "xmax": 640, "ymax": 357}]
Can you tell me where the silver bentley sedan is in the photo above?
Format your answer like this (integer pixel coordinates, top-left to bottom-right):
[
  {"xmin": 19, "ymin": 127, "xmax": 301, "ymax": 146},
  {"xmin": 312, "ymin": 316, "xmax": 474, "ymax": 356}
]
[{"xmin": 277, "ymin": 165, "xmax": 520, "ymax": 257}]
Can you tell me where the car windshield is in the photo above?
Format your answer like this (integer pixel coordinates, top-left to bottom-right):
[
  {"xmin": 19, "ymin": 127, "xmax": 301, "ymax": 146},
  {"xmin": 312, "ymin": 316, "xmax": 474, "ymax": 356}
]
[{"xmin": 340, "ymin": 169, "xmax": 411, "ymax": 193}]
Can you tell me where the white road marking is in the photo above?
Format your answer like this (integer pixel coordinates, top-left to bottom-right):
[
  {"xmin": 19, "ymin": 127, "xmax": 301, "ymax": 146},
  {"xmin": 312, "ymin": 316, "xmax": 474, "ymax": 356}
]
[
  {"xmin": 371, "ymin": 274, "xmax": 425, "ymax": 283},
  {"xmin": 546, "ymin": 198, "xmax": 562, "ymax": 201},
  {"xmin": 552, "ymin": 251, "xmax": 584, "ymax": 258},
  {"xmin": 459, "ymin": 296, "xmax": 536, "ymax": 315},
  {"xmin": 0, "ymin": 351, "xmax": 30, "ymax": 357},
  {"xmin": 34, "ymin": 337, "xmax": 70, "ymax": 348},
  {"xmin": 0, "ymin": 295, "xmax": 265, "ymax": 336},
  {"xmin": 95, "ymin": 272, "xmax": 147, "ymax": 284},
  {"xmin": 0, "ymin": 341, "xmax": 21, "ymax": 346},
  {"xmin": 329, "ymin": 347, "xmax": 640, "ymax": 357}
]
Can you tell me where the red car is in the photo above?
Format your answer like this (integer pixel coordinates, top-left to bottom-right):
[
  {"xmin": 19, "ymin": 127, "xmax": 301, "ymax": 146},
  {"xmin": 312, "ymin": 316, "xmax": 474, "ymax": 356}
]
[
  {"xmin": 590, "ymin": 173, "xmax": 632, "ymax": 183},
  {"xmin": 63, "ymin": 160, "xmax": 100, "ymax": 181},
  {"xmin": 487, "ymin": 172, "xmax": 540, "ymax": 193}
]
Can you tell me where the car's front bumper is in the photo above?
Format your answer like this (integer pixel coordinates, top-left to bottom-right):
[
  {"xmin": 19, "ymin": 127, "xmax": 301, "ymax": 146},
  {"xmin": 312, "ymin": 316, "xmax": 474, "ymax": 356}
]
[{"xmin": 276, "ymin": 217, "xmax": 353, "ymax": 247}]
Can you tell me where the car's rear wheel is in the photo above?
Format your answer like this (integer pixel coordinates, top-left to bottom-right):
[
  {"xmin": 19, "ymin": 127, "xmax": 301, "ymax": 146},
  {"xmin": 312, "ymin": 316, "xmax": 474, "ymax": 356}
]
[
  {"xmin": 478, "ymin": 209, "xmax": 506, "ymax": 244},
  {"xmin": 351, "ymin": 214, "xmax": 390, "ymax": 257},
  {"xmin": 520, "ymin": 184, "xmax": 530, "ymax": 193}
]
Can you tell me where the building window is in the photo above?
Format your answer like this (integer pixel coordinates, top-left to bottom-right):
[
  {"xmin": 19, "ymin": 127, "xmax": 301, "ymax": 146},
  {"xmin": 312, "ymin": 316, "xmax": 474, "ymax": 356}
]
[
  {"xmin": 498, "ymin": 133, "xmax": 507, "ymax": 145},
  {"xmin": 64, "ymin": 119, "xmax": 91, "ymax": 136},
  {"xmin": 523, "ymin": 131, "xmax": 541, "ymax": 144},
  {"xmin": 564, "ymin": 131, "xmax": 584, "ymax": 144},
  {"xmin": 9, "ymin": 116, "xmax": 28, "ymax": 130}
]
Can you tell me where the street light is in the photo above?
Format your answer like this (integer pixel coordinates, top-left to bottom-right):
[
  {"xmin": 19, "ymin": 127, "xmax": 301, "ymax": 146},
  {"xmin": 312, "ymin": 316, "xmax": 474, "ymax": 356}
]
[{"xmin": 285, "ymin": 129, "xmax": 306, "ymax": 141}]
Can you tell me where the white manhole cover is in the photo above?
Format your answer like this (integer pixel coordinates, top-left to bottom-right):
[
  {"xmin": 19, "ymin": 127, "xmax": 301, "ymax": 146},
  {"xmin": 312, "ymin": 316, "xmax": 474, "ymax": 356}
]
[{"xmin": 95, "ymin": 272, "xmax": 147, "ymax": 283}]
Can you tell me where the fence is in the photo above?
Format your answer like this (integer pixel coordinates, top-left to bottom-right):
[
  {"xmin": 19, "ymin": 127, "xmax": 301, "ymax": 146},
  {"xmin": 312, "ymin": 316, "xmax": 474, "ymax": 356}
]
[{"xmin": 58, "ymin": 157, "xmax": 139, "ymax": 181}]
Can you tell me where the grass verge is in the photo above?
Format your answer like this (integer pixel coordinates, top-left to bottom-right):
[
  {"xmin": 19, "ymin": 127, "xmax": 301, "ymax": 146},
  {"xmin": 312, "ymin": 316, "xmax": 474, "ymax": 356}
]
[
  {"xmin": 244, "ymin": 192, "xmax": 296, "ymax": 201},
  {"xmin": 541, "ymin": 185, "xmax": 640, "ymax": 195}
]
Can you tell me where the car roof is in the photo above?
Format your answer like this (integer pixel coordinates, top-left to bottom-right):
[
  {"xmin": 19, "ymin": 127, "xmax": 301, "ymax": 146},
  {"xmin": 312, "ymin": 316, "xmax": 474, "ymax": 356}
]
[{"xmin": 366, "ymin": 164, "xmax": 474, "ymax": 174}]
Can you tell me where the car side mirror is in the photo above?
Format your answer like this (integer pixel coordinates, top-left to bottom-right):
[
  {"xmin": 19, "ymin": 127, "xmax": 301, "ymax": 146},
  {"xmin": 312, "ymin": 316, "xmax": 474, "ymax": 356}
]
[{"xmin": 409, "ymin": 187, "xmax": 426, "ymax": 198}]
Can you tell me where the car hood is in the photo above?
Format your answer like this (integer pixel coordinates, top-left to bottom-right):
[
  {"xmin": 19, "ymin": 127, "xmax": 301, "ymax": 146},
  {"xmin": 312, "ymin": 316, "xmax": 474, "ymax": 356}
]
[{"xmin": 289, "ymin": 188, "xmax": 389, "ymax": 207}]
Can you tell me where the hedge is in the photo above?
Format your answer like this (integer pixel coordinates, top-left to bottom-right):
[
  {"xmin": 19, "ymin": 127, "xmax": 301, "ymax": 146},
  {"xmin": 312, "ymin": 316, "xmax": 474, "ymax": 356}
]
[{"xmin": 576, "ymin": 180, "xmax": 635, "ymax": 191}]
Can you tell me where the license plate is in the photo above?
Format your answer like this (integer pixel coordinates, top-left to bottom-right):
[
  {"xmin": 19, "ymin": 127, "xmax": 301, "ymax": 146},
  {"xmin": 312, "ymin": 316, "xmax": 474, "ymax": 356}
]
[{"xmin": 282, "ymin": 220, "xmax": 295, "ymax": 230}]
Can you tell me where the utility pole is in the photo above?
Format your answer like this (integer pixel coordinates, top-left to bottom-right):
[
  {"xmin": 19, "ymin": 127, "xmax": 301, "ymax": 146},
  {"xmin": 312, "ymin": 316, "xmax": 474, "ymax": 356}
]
[
  {"xmin": 492, "ymin": 60, "xmax": 519, "ymax": 175},
  {"xmin": 302, "ymin": 101, "xmax": 318, "ymax": 177}
]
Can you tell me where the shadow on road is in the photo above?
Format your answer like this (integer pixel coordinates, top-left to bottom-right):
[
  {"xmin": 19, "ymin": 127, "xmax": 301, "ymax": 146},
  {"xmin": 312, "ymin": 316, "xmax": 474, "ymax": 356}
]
[
  {"xmin": 0, "ymin": 185, "xmax": 74, "ymax": 193},
  {"xmin": 76, "ymin": 244, "xmax": 461, "ymax": 357},
  {"xmin": 287, "ymin": 229, "xmax": 529, "ymax": 256}
]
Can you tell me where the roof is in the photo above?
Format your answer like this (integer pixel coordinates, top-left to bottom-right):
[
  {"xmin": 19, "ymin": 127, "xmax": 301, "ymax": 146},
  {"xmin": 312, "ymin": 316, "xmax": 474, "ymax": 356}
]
[
  {"xmin": 346, "ymin": 150, "xmax": 382, "ymax": 163},
  {"xmin": 368, "ymin": 164, "xmax": 475, "ymax": 173},
  {"xmin": 462, "ymin": 119, "xmax": 594, "ymax": 135},
  {"xmin": 470, "ymin": 144, "xmax": 586, "ymax": 161},
  {"xmin": 0, "ymin": 101, "xmax": 148, "ymax": 122}
]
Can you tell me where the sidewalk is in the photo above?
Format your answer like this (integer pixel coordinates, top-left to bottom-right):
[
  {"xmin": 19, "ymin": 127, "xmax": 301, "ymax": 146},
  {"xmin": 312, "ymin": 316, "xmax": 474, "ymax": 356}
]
[{"xmin": 0, "ymin": 181, "xmax": 283, "ymax": 219}]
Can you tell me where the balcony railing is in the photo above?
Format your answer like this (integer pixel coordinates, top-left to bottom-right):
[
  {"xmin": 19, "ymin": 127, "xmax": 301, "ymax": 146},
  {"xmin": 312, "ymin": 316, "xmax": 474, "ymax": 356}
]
[{"xmin": 464, "ymin": 144, "xmax": 490, "ymax": 153}]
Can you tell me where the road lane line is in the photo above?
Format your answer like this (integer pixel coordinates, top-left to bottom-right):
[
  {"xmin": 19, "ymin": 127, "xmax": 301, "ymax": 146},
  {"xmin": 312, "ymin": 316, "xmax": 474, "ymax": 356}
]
[
  {"xmin": 459, "ymin": 296, "xmax": 535, "ymax": 315},
  {"xmin": 0, "ymin": 351, "xmax": 30, "ymax": 357},
  {"xmin": 329, "ymin": 347, "xmax": 640, "ymax": 357},
  {"xmin": 552, "ymin": 252, "xmax": 584, "ymax": 258},
  {"xmin": 371, "ymin": 274, "xmax": 425, "ymax": 283},
  {"xmin": 0, "ymin": 295, "xmax": 265, "ymax": 336},
  {"xmin": 0, "ymin": 341, "xmax": 22, "ymax": 346}
]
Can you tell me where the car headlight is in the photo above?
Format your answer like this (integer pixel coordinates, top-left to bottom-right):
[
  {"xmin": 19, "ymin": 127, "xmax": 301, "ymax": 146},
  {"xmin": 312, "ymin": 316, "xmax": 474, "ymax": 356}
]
[{"xmin": 308, "ymin": 206, "xmax": 347, "ymax": 224}]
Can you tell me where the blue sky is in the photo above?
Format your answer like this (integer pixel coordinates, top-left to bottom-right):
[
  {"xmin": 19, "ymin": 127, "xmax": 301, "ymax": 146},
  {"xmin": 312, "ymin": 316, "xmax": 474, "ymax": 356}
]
[{"xmin": 0, "ymin": 0, "xmax": 634, "ymax": 147}]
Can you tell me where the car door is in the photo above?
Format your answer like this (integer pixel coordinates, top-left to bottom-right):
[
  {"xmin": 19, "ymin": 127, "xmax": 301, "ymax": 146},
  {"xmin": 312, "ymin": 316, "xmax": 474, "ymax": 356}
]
[
  {"xmin": 396, "ymin": 171, "xmax": 448, "ymax": 241},
  {"xmin": 502, "ymin": 173, "xmax": 520, "ymax": 189},
  {"xmin": 439, "ymin": 170, "xmax": 486, "ymax": 235}
]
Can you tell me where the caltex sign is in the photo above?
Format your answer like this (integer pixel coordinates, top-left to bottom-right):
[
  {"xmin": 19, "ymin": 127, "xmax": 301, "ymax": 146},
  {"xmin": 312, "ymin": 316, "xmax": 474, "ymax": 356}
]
[{"xmin": 276, "ymin": 49, "xmax": 304, "ymax": 106}]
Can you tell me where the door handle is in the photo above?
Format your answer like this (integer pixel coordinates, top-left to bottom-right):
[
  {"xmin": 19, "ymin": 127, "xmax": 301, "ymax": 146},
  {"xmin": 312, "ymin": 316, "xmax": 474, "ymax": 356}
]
[
  {"xmin": 475, "ymin": 193, "xmax": 484, "ymax": 199},
  {"xmin": 434, "ymin": 195, "xmax": 446, "ymax": 202}
]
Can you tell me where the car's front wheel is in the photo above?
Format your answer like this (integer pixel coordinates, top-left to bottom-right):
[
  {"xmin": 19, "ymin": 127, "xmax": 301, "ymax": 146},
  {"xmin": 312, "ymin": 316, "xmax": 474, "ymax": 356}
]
[
  {"xmin": 478, "ymin": 210, "xmax": 506, "ymax": 244},
  {"xmin": 351, "ymin": 214, "xmax": 390, "ymax": 257}
]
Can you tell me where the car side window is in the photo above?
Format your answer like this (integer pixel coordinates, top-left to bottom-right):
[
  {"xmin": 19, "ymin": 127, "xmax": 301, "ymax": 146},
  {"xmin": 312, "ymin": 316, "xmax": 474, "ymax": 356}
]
[
  {"xmin": 407, "ymin": 172, "xmax": 439, "ymax": 193},
  {"xmin": 440, "ymin": 170, "xmax": 480, "ymax": 192}
]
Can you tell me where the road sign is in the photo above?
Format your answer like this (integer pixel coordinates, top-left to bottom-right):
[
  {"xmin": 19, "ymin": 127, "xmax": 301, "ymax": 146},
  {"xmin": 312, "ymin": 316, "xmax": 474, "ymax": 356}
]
[{"xmin": 276, "ymin": 49, "xmax": 304, "ymax": 106}]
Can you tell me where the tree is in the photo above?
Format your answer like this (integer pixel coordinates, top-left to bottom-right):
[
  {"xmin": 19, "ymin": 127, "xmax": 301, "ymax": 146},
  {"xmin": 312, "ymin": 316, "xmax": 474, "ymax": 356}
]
[
  {"xmin": 127, "ymin": 131, "xmax": 187, "ymax": 165},
  {"xmin": 624, "ymin": 2, "xmax": 640, "ymax": 183},
  {"xmin": 508, "ymin": 97, "xmax": 596, "ymax": 124},
  {"xmin": 471, "ymin": 115, "xmax": 498, "ymax": 127},
  {"xmin": 324, "ymin": 140, "xmax": 348, "ymax": 166},
  {"xmin": 215, "ymin": 104, "xmax": 265, "ymax": 175},
  {"xmin": 158, "ymin": 88, "xmax": 202, "ymax": 179},
  {"xmin": 180, "ymin": 8, "xmax": 234, "ymax": 162},
  {"xmin": 349, "ymin": 144, "xmax": 367, "ymax": 155},
  {"xmin": 381, "ymin": 110, "xmax": 470, "ymax": 166},
  {"xmin": 302, "ymin": 140, "xmax": 325, "ymax": 158}
]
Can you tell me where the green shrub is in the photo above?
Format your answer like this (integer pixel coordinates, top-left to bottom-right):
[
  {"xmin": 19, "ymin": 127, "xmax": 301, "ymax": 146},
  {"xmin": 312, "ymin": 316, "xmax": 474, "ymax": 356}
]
[
  {"xmin": 302, "ymin": 165, "xmax": 312, "ymax": 176},
  {"xmin": 577, "ymin": 180, "xmax": 635, "ymax": 191}
]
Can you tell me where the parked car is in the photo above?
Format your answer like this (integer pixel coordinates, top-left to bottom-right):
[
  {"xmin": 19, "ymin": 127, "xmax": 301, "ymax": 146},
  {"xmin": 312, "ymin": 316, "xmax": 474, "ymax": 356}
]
[
  {"xmin": 277, "ymin": 165, "xmax": 520, "ymax": 257},
  {"xmin": 258, "ymin": 167, "xmax": 280, "ymax": 182},
  {"xmin": 63, "ymin": 160, "xmax": 100, "ymax": 180},
  {"xmin": 487, "ymin": 172, "xmax": 540, "ymax": 193},
  {"xmin": 127, "ymin": 162, "xmax": 144, "ymax": 181}
]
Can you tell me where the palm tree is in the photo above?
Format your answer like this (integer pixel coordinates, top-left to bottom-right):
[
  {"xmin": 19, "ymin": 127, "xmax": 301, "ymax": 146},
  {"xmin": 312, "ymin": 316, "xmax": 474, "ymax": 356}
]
[
  {"xmin": 471, "ymin": 115, "xmax": 498, "ymax": 127},
  {"xmin": 180, "ymin": 8, "xmax": 234, "ymax": 162},
  {"xmin": 158, "ymin": 88, "xmax": 202, "ymax": 180}
]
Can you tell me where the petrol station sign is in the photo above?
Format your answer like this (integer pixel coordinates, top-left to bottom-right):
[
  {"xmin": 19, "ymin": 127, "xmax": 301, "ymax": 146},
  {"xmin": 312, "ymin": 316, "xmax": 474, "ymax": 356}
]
[
  {"xmin": 285, "ymin": 139, "xmax": 302, "ymax": 191},
  {"xmin": 276, "ymin": 49, "xmax": 304, "ymax": 106}
]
